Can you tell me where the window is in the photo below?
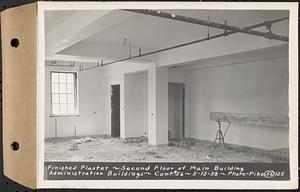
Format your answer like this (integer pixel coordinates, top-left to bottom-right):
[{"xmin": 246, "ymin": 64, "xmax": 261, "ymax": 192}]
[{"xmin": 50, "ymin": 72, "xmax": 78, "ymax": 116}]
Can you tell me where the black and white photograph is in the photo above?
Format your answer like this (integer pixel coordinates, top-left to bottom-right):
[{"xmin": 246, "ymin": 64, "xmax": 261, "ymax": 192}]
[{"xmin": 35, "ymin": 1, "xmax": 298, "ymax": 189}]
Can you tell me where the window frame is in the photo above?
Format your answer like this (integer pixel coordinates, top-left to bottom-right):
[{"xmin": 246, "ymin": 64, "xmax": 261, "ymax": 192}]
[{"xmin": 50, "ymin": 71, "xmax": 79, "ymax": 117}]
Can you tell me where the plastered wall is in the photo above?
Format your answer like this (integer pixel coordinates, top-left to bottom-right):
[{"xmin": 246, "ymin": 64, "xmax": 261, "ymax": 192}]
[
  {"xmin": 166, "ymin": 46, "xmax": 289, "ymax": 150},
  {"xmin": 124, "ymin": 71, "xmax": 148, "ymax": 137},
  {"xmin": 186, "ymin": 56, "xmax": 288, "ymax": 149},
  {"xmin": 154, "ymin": 67, "xmax": 169, "ymax": 145},
  {"xmin": 45, "ymin": 62, "xmax": 108, "ymax": 138},
  {"xmin": 45, "ymin": 61, "xmax": 153, "ymax": 138},
  {"xmin": 45, "ymin": 46, "xmax": 289, "ymax": 150}
]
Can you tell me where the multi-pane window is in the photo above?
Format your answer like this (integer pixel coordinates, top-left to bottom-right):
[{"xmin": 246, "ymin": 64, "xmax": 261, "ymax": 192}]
[{"xmin": 51, "ymin": 72, "xmax": 77, "ymax": 115}]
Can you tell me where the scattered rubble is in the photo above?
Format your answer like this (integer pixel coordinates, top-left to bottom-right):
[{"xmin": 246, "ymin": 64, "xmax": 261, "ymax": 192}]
[
  {"xmin": 69, "ymin": 137, "xmax": 95, "ymax": 151},
  {"xmin": 266, "ymin": 148, "xmax": 289, "ymax": 161},
  {"xmin": 73, "ymin": 137, "xmax": 94, "ymax": 144},
  {"xmin": 78, "ymin": 137, "xmax": 94, "ymax": 143},
  {"xmin": 168, "ymin": 142, "xmax": 175, "ymax": 146},
  {"xmin": 205, "ymin": 154, "xmax": 213, "ymax": 159},
  {"xmin": 145, "ymin": 151, "xmax": 156, "ymax": 155},
  {"xmin": 46, "ymin": 135, "xmax": 289, "ymax": 162},
  {"xmin": 123, "ymin": 136, "xmax": 148, "ymax": 144},
  {"xmin": 154, "ymin": 155, "xmax": 164, "ymax": 159},
  {"xmin": 69, "ymin": 144, "xmax": 79, "ymax": 151}
]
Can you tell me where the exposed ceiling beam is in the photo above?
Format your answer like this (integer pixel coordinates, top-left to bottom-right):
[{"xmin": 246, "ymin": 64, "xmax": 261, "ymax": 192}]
[
  {"xmin": 59, "ymin": 41, "xmax": 156, "ymax": 62},
  {"xmin": 123, "ymin": 9, "xmax": 289, "ymax": 42},
  {"xmin": 45, "ymin": 53, "xmax": 153, "ymax": 67},
  {"xmin": 46, "ymin": 54, "xmax": 108, "ymax": 64},
  {"xmin": 46, "ymin": 10, "xmax": 111, "ymax": 56},
  {"xmin": 177, "ymin": 44, "xmax": 288, "ymax": 71},
  {"xmin": 46, "ymin": 10, "xmax": 135, "ymax": 57},
  {"xmin": 76, "ymin": 16, "xmax": 287, "ymax": 72}
]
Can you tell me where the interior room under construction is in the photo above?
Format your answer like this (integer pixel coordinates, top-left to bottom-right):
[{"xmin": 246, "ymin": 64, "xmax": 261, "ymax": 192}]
[{"xmin": 44, "ymin": 9, "xmax": 289, "ymax": 162}]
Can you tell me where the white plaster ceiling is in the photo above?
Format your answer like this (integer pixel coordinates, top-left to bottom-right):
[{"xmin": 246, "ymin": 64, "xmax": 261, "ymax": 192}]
[
  {"xmin": 82, "ymin": 10, "xmax": 288, "ymax": 49},
  {"xmin": 45, "ymin": 9, "xmax": 289, "ymax": 64},
  {"xmin": 45, "ymin": 10, "xmax": 77, "ymax": 34}
]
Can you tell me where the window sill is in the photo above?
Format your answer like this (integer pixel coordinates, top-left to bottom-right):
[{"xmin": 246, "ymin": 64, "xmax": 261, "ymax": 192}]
[{"xmin": 50, "ymin": 114, "xmax": 80, "ymax": 118}]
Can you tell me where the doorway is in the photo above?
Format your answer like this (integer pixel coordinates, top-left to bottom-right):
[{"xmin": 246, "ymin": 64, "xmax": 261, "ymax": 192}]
[
  {"xmin": 168, "ymin": 83, "xmax": 185, "ymax": 139},
  {"xmin": 111, "ymin": 84, "xmax": 120, "ymax": 137}
]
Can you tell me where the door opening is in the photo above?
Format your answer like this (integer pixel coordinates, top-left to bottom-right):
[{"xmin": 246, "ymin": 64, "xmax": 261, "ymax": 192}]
[
  {"xmin": 168, "ymin": 83, "xmax": 185, "ymax": 140},
  {"xmin": 111, "ymin": 84, "xmax": 120, "ymax": 137}
]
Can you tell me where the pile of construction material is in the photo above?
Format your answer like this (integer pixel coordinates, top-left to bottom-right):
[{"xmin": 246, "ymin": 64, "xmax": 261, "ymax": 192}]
[
  {"xmin": 123, "ymin": 136, "xmax": 148, "ymax": 144},
  {"xmin": 69, "ymin": 137, "xmax": 94, "ymax": 151}
]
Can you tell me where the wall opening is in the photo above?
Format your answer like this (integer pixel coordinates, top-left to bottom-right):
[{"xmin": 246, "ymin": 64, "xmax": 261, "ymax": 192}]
[
  {"xmin": 111, "ymin": 84, "xmax": 120, "ymax": 137},
  {"xmin": 168, "ymin": 83, "xmax": 185, "ymax": 140}
]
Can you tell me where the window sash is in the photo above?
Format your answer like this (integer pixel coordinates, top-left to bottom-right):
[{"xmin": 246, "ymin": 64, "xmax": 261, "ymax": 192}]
[{"xmin": 50, "ymin": 71, "xmax": 78, "ymax": 115}]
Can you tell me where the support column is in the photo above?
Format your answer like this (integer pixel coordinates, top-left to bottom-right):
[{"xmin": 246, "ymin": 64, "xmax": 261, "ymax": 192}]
[
  {"xmin": 120, "ymin": 74, "xmax": 125, "ymax": 139},
  {"xmin": 148, "ymin": 65, "xmax": 156, "ymax": 144},
  {"xmin": 148, "ymin": 66, "xmax": 169, "ymax": 145},
  {"xmin": 156, "ymin": 67, "xmax": 169, "ymax": 144}
]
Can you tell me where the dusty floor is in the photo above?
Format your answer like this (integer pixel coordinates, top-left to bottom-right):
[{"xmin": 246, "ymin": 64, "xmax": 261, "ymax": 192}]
[{"xmin": 45, "ymin": 135, "xmax": 288, "ymax": 162}]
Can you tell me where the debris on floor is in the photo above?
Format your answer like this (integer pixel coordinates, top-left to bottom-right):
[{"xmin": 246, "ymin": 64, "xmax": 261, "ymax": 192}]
[
  {"xmin": 75, "ymin": 136, "xmax": 94, "ymax": 144},
  {"xmin": 45, "ymin": 135, "xmax": 289, "ymax": 163},
  {"xmin": 145, "ymin": 151, "xmax": 156, "ymax": 155},
  {"xmin": 154, "ymin": 155, "xmax": 164, "ymax": 159},
  {"xmin": 69, "ymin": 144, "xmax": 79, "ymax": 151},
  {"xmin": 123, "ymin": 136, "xmax": 148, "ymax": 144},
  {"xmin": 205, "ymin": 154, "xmax": 213, "ymax": 159},
  {"xmin": 266, "ymin": 148, "xmax": 289, "ymax": 161}
]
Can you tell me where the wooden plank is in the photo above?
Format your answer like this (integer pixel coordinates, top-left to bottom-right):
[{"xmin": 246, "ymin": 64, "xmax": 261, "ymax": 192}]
[{"xmin": 210, "ymin": 112, "xmax": 288, "ymax": 128}]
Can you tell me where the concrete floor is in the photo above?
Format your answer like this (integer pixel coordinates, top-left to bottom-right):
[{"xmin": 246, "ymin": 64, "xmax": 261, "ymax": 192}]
[{"xmin": 45, "ymin": 135, "xmax": 288, "ymax": 162}]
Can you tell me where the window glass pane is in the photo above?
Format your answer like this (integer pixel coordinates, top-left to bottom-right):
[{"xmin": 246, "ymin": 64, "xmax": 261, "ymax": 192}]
[
  {"xmin": 52, "ymin": 94, "xmax": 59, "ymax": 104},
  {"xmin": 60, "ymin": 104, "xmax": 67, "ymax": 113},
  {"xmin": 67, "ymin": 94, "xmax": 74, "ymax": 104},
  {"xmin": 67, "ymin": 104, "xmax": 75, "ymax": 113},
  {"xmin": 60, "ymin": 94, "xmax": 67, "ymax": 104},
  {"xmin": 59, "ymin": 73, "xmax": 66, "ymax": 83},
  {"xmin": 67, "ymin": 83, "xmax": 74, "ymax": 93},
  {"xmin": 51, "ymin": 72, "xmax": 59, "ymax": 83},
  {"xmin": 59, "ymin": 83, "xmax": 66, "ymax": 93},
  {"xmin": 67, "ymin": 73, "xmax": 74, "ymax": 84},
  {"xmin": 50, "ymin": 72, "xmax": 77, "ymax": 115},
  {"xmin": 52, "ymin": 104, "xmax": 59, "ymax": 114},
  {"xmin": 52, "ymin": 83, "xmax": 59, "ymax": 93}
]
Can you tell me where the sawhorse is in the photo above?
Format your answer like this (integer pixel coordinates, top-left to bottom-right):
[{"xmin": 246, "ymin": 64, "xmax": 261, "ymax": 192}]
[{"xmin": 214, "ymin": 119, "xmax": 231, "ymax": 146}]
